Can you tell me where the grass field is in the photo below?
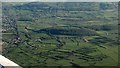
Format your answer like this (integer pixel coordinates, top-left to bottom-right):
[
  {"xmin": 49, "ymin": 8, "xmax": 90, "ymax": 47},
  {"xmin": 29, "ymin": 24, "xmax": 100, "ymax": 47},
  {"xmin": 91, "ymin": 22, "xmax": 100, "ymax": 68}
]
[{"xmin": 2, "ymin": 2, "xmax": 118, "ymax": 67}]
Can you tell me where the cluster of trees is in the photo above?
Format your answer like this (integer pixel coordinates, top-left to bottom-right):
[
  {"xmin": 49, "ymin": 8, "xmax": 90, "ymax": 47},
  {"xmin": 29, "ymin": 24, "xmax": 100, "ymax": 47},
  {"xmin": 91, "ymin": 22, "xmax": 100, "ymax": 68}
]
[
  {"xmin": 99, "ymin": 3, "xmax": 118, "ymax": 10},
  {"xmin": 89, "ymin": 36, "xmax": 113, "ymax": 44},
  {"xmin": 36, "ymin": 27, "xmax": 98, "ymax": 36},
  {"xmin": 85, "ymin": 24, "xmax": 118, "ymax": 31},
  {"xmin": 12, "ymin": 2, "xmax": 117, "ymax": 12},
  {"xmin": 17, "ymin": 16, "xmax": 33, "ymax": 21}
]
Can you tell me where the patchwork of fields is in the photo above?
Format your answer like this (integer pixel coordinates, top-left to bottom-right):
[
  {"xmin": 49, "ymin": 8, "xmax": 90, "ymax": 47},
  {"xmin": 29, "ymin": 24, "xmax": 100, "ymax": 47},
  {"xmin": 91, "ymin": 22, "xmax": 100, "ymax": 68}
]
[{"xmin": 2, "ymin": 2, "xmax": 119, "ymax": 67}]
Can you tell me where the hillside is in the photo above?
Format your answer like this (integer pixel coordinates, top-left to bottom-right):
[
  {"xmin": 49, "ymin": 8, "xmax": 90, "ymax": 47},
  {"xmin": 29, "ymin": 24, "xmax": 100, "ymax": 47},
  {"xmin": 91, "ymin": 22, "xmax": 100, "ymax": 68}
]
[{"xmin": 2, "ymin": 2, "xmax": 118, "ymax": 67}]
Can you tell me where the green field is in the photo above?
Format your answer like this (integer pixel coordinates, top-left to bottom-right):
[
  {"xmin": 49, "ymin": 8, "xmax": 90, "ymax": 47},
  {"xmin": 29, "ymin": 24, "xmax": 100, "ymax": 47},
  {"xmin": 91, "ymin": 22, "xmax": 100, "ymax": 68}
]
[{"xmin": 2, "ymin": 2, "xmax": 118, "ymax": 67}]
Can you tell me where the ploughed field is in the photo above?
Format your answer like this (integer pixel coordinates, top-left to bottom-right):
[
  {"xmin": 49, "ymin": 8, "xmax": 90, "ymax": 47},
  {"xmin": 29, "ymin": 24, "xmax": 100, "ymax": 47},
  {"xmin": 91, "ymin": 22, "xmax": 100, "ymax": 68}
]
[{"xmin": 2, "ymin": 2, "xmax": 118, "ymax": 67}]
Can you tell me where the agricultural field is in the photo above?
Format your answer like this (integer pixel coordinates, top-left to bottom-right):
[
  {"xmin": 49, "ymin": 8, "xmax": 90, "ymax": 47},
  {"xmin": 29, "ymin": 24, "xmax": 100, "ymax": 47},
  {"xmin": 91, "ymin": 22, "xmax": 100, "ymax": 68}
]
[{"xmin": 2, "ymin": 2, "xmax": 119, "ymax": 67}]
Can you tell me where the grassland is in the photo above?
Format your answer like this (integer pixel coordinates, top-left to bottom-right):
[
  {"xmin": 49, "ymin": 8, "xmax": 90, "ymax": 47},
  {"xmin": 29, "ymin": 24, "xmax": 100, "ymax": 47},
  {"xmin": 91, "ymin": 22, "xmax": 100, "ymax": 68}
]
[{"xmin": 2, "ymin": 2, "xmax": 118, "ymax": 67}]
